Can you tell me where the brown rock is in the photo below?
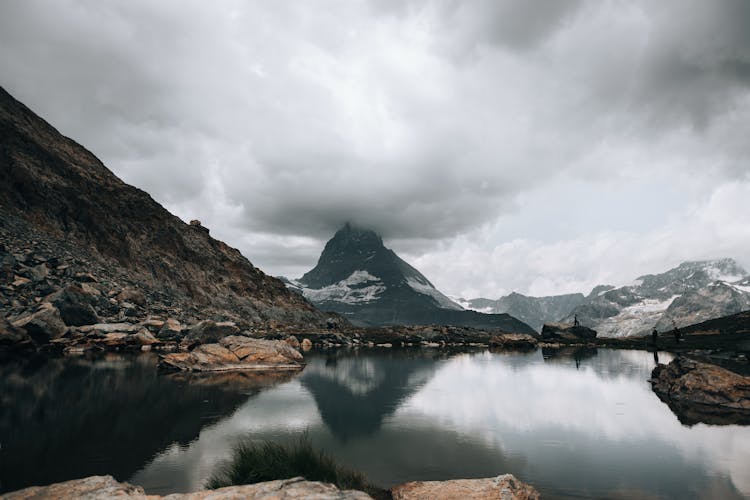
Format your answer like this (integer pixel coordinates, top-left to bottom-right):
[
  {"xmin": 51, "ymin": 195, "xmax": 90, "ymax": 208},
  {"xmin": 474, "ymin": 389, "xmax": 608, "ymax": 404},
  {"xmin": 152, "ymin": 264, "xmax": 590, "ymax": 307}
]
[
  {"xmin": 159, "ymin": 336, "xmax": 304, "ymax": 372},
  {"xmin": 134, "ymin": 328, "xmax": 159, "ymax": 345},
  {"xmin": 391, "ymin": 474, "xmax": 540, "ymax": 500},
  {"xmin": 0, "ymin": 475, "xmax": 372, "ymax": 500},
  {"xmin": 651, "ymin": 356, "xmax": 750, "ymax": 424},
  {"xmin": 12, "ymin": 303, "xmax": 66, "ymax": 343},
  {"xmin": 11, "ymin": 275, "xmax": 30, "ymax": 287},
  {"xmin": 301, "ymin": 338, "xmax": 313, "ymax": 351},
  {"xmin": 489, "ymin": 333, "xmax": 538, "ymax": 350},
  {"xmin": 284, "ymin": 335, "xmax": 301, "ymax": 350},
  {"xmin": 0, "ymin": 475, "xmax": 146, "ymax": 499},
  {"xmin": 101, "ymin": 332, "xmax": 132, "ymax": 347},
  {"xmin": 116, "ymin": 288, "xmax": 147, "ymax": 307},
  {"xmin": 49, "ymin": 284, "xmax": 99, "ymax": 326}
]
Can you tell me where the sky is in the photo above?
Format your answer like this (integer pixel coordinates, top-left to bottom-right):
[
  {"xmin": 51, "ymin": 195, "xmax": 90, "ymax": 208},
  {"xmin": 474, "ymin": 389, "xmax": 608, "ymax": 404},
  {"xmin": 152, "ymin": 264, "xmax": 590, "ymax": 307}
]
[{"xmin": 1, "ymin": 0, "xmax": 749, "ymax": 299}]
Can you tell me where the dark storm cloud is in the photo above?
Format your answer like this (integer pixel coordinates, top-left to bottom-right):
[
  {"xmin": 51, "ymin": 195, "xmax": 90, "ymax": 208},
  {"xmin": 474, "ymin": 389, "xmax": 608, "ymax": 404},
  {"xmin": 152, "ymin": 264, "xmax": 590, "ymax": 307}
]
[{"xmin": 1, "ymin": 0, "xmax": 749, "ymax": 285}]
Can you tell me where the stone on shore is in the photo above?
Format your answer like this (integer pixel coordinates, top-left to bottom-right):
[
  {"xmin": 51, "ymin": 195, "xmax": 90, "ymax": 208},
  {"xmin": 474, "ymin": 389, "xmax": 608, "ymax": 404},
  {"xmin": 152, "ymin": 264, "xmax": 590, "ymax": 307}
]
[
  {"xmin": 181, "ymin": 320, "xmax": 240, "ymax": 346},
  {"xmin": 159, "ymin": 335, "xmax": 304, "ymax": 372},
  {"xmin": 11, "ymin": 303, "xmax": 66, "ymax": 343},
  {"xmin": 391, "ymin": 474, "xmax": 540, "ymax": 500},
  {"xmin": 0, "ymin": 318, "xmax": 32, "ymax": 347},
  {"xmin": 650, "ymin": 356, "xmax": 750, "ymax": 425},
  {"xmin": 541, "ymin": 322, "xmax": 597, "ymax": 340},
  {"xmin": 49, "ymin": 284, "xmax": 99, "ymax": 326},
  {"xmin": 0, "ymin": 475, "xmax": 372, "ymax": 500},
  {"xmin": 489, "ymin": 333, "xmax": 538, "ymax": 350}
]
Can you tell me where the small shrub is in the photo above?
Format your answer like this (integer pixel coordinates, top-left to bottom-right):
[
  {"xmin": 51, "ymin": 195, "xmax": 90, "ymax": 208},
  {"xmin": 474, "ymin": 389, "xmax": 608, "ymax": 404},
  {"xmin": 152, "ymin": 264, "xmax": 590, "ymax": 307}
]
[{"xmin": 206, "ymin": 434, "xmax": 383, "ymax": 497}]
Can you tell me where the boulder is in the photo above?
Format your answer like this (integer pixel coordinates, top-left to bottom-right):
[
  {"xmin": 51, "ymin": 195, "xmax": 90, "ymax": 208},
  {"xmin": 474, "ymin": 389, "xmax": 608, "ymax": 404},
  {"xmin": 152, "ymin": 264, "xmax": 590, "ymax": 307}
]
[
  {"xmin": 80, "ymin": 322, "xmax": 141, "ymax": 334},
  {"xmin": 133, "ymin": 328, "xmax": 159, "ymax": 345},
  {"xmin": 541, "ymin": 322, "xmax": 597, "ymax": 340},
  {"xmin": 182, "ymin": 320, "xmax": 240, "ymax": 346},
  {"xmin": 301, "ymin": 338, "xmax": 313, "ymax": 351},
  {"xmin": 391, "ymin": 474, "xmax": 540, "ymax": 500},
  {"xmin": 651, "ymin": 356, "xmax": 750, "ymax": 425},
  {"xmin": 116, "ymin": 288, "xmax": 147, "ymax": 307},
  {"xmin": 11, "ymin": 303, "xmax": 66, "ymax": 343},
  {"xmin": 159, "ymin": 336, "xmax": 304, "ymax": 372},
  {"xmin": 158, "ymin": 318, "xmax": 183, "ymax": 340},
  {"xmin": 0, "ymin": 475, "xmax": 372, "ymax": 500},
  {"xmin": 24, "ymin": 263, "xmax": 49, "ymax": 282},
  {"xmin": 489, "ymin": 333, "xmax": 538, "ymax": 350},
  {"xmin": 0, "ymin": 318, "xmax": 32, "ymax": 347},
  {"xmin": 50, "ymin": 284, "xmax": 99, "ymax": 326}
]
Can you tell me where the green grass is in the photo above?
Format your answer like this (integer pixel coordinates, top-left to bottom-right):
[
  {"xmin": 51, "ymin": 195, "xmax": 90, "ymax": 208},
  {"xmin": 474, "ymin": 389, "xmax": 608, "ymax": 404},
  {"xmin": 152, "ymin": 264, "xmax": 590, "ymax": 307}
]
[{"xmin": 206, "ymin": 434, "xmax": 386, "ymax": 497}]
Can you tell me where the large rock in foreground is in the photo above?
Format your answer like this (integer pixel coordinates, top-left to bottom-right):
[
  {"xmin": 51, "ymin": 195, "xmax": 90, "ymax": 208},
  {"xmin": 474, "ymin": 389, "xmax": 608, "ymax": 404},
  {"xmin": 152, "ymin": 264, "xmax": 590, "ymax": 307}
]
[
  {"xmin": 391, "ymin": 474, "xmax": 540, "ymax": 500},
  {"xmin": 651, "ymin": 356, "xmax": 750, "ymax": 425},
  {"xmin": 541, "ymin": 322, "xmax": 597, "ymax": 340},
  {"xmin": 158, "ymin": 336, "xmax": 304, "ymax": 372},
  {"xmin": 0, "ymin": 475, "xmax": 372, "ymax": 499}
]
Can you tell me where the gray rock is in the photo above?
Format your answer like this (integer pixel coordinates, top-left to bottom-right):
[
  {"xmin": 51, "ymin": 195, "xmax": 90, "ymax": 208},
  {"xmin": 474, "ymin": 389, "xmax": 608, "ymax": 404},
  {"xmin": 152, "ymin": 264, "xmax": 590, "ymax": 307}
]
[
  {"xmin": 0, "ymin": 318, "xmax": 32, "ymax": 347},
  {"xmin": 182, "ymin": 320, "xmax": 240, "ymax": 346},
  {"xmin": 11, "ymin": 303, "xmax": 67, "ymax": 343},
  {"xmin": 541, "ymin": 322, "xmax": 597, "ymax": 340},
  {"xmin": 50, "ymin": 284, "xmax": 99, "ymax": 326}
]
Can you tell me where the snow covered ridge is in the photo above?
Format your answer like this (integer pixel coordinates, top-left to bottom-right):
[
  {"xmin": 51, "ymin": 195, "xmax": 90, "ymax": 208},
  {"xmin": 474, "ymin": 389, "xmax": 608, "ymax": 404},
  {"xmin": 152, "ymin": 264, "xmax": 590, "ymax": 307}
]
[
  {"xmin": 290, "ymin": 270, "xmax": 387, "ymax": 304},
  {"xmin": 405, "ymin": 276, "xmax": 464, "ymax": 310}
]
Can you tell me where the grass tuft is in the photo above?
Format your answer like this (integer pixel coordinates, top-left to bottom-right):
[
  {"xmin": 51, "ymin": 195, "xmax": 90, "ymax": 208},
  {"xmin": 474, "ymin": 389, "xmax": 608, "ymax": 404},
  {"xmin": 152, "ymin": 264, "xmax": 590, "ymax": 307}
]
[{"xmin": 206, "ymin": 434, "xmax": 384, "ymax": 497}]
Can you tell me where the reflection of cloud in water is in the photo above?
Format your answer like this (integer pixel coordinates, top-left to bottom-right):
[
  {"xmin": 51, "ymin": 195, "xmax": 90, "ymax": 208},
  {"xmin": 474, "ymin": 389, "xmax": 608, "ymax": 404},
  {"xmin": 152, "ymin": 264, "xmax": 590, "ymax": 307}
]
[
  {"xmin": 129, "ymin": 381, "xmax": 321, "ymax": 493},
  {"xmin": 302, "ymin": 357, "xmax": 385, "ymax": 396},
  {"xmin": 400, "ymin": 350, "xmax": 750, "ymax": 497}
]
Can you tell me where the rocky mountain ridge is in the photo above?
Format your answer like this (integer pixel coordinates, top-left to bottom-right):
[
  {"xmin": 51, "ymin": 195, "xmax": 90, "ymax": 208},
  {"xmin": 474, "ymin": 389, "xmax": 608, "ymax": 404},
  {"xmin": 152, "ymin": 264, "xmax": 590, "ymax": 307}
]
[
  {"xmin": 285, "ymin": 224, "xmax": 535, "ymax": 333},
  {"xmin": 463, "ymin": 258, "xmax": 750, "ymax": 337}
]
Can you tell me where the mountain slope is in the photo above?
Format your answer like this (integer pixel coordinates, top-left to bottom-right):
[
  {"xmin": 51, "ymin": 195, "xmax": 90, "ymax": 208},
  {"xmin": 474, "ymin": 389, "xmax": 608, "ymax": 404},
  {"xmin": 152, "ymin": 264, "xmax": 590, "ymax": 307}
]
[
  {"xmin": 457, "ymin": 292, "xmax": 588, "ymax": 332},
  {"xmin": 0, "ymin": 85, "xmax": 324, "ymax": 328},
  {"xmin": 563, "ymin": 259, "xmax": 750, "ymax": 337},
  {"xmin": 289, "ymin": 224, "xmax": 535, "ymax": 333}
]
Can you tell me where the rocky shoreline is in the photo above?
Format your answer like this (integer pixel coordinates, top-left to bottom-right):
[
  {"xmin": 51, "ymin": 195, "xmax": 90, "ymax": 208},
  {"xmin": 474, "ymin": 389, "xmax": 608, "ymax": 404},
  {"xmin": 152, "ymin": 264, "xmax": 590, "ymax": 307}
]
[{"xmin": 0, "ymin": 474, "xmax": 540, "ymax": 500}]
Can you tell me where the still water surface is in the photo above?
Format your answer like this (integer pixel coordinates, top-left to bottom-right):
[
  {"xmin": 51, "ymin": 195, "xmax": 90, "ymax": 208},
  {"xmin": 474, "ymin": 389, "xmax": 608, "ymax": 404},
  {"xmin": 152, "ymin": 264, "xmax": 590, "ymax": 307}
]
[{"xmin": 2, "ymin": 348, "xmax": 749, "ymax": 499}]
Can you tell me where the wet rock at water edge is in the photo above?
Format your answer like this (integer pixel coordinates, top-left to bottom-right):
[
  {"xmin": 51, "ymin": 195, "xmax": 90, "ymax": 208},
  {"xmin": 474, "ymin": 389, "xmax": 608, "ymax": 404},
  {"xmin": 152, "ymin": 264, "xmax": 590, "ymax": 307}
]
[
  {"xmin": 541, "ymin": 322, "xmax": 597, "ymax": 340},
  {"xmin": 489, "ymin": 333, "xmax": 539, "ymax": 350},
  {"xmin": 11, "ymin": 303, "xmax": 66, "ymax": 344},
  {"xmin": 651, "ymin": 356, "xmax": 750, "ymax": 425},
  {"xmin": 159, "ymin": 335, "xmax": 305, "ymax": 372}
]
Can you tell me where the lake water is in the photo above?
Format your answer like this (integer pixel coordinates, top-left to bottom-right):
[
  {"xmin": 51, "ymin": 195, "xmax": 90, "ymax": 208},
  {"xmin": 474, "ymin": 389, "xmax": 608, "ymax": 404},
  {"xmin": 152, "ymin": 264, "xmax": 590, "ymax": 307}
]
[{"xmin": 2, "ymin": 348, "xmax": 749, "ymax": 499}]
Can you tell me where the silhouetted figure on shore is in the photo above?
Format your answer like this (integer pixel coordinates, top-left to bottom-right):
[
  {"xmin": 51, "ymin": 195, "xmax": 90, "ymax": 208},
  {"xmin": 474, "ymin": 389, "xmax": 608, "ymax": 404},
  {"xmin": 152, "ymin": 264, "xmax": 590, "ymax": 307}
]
[
  {"xmin": 652, "ymin": 328, "xmax": 658, "ymax": 346},
  {"xmin": 573, "ymin": 314, "xmax": 580, "ymax": 327},
  {"xmin": 672, "ymin": 320, "xmax": 681, "ymax": 344}
]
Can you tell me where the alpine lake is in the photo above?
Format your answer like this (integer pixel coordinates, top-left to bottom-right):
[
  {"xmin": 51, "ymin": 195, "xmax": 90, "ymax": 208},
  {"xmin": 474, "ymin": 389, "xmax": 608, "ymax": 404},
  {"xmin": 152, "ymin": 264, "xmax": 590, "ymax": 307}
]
[{"xmin": 2, "ymin": 347, "xmax": 749, "ymax": 500}]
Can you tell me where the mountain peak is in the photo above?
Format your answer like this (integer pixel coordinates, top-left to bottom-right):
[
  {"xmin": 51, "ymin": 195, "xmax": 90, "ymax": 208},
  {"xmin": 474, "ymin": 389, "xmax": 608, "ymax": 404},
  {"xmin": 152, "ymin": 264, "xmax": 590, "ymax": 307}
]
[{"xmin": 331, "ymin": 223, "xmax": 383, "ymax": 250}]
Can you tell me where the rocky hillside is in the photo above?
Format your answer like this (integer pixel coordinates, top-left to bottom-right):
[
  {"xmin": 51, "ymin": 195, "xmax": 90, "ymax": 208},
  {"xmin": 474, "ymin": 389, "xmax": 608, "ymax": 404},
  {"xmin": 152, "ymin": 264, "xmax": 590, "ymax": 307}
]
[
  {"xmin": 0, "ymin": 86, "xmax": 326, "ymax": 332},
  {"xmin": 285, "ymin": 224, "xmax": 535, "ymax": 333}
]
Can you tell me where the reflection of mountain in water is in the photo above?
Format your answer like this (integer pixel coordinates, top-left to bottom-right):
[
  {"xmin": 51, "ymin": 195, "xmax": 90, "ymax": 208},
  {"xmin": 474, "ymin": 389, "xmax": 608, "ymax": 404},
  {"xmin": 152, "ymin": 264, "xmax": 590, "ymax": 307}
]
[
  {"xmin": 300, "ymin": 350, "xmax": 442, "ymax": 440},
  {"xmin": 0, "ymin": 353, "xmax": 291, "ymax": 493}
]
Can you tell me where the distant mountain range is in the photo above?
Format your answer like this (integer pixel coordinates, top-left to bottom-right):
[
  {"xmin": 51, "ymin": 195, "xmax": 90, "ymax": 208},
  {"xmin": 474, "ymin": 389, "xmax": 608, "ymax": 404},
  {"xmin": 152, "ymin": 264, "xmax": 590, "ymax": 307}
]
[
  {"xmin": 459, "ymin": 258, "xmax": 750, "ymax": 337},
  {"xmin": 283, "ymin": 224, "xmax": 535, "ymax": 333}
]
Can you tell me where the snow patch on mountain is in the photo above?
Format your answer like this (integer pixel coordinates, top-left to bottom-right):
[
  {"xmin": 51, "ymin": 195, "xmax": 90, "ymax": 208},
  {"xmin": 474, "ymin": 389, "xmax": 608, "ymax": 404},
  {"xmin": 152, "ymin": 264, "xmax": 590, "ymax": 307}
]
[
  {"xmin": 594, "ymin": 295, "xmax": 680, "ymax": 337},
  {"xmin": 405, "ymin": 276, "xmax": 464, "ymax": 310},
  {"xmin": 301, "ymin": 270, "xmax": 386, "ymax": 304}
]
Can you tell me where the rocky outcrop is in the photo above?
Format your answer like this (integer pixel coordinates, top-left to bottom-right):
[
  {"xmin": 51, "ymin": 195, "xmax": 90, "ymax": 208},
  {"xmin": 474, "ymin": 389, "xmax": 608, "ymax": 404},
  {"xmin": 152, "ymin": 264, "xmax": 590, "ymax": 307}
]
[
  {"xmin": 541, "ymin": 322, "xmax": 597, "ymax": 340},
  {"xmin": 0, "ymin": 475, "xmax": 372, "ymax": 499},
  {"xmin": 11, "ymin": 303, "xmax": 66, "ymax": 343},
  {"xmin": 489, "ymin": 333, "xmax": 538, "ymax": 350},
  {"xmin": 651, "ymin": 356, "xmax": 750, "ymax": 425},
  {"xmin": 391, "ymin": 474, "xmax": 540, "ymax": 500},
  {"xmin": 158, "ymin": 336, "xmax": 304, "ymax": 372}
]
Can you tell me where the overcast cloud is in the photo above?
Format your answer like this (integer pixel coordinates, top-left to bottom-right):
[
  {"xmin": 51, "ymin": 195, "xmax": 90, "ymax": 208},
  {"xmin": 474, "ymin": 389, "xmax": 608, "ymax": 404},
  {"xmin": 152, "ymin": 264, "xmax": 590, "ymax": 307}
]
[{"xmin": 1, "ymin": 0, "xmax": 749, "ymax": 298}]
